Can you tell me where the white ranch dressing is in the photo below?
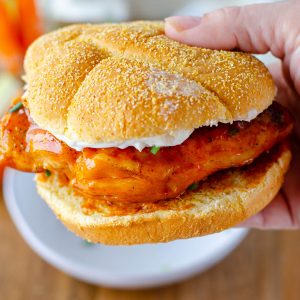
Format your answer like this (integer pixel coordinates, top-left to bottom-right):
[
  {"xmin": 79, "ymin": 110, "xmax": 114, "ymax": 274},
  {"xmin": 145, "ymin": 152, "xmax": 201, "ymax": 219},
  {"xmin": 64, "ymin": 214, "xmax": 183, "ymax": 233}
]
[{"xmin": 52, "ymin": 129, "xmax": 194, "ymax": 151}]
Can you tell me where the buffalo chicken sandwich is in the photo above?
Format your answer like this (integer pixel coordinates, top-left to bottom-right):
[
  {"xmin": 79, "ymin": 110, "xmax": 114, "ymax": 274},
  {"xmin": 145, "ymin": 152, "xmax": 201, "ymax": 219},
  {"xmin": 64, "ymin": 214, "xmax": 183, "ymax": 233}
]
[{"xmin": 0, "ymin": 22, "xmax": 294, "ymax": 245}]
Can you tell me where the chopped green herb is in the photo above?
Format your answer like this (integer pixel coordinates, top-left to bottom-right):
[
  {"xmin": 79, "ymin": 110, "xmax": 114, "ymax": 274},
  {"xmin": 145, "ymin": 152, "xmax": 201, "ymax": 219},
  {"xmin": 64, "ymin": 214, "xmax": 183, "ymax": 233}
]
[
  {"xmin": 188, "ymin": 182, "xmax": 199, "ymax": 191},
  {"xmin": 150, "ymin": 146, "xmax": 160, "ymax": 155},
  {"xmin": 82, "ymin": 240, "xmax": 94, "ymax": 247},
  {"xmin": 228, "ymin": 127, "xmax": 240, "ymax": 137},
  {"xmin": 45, "ymin": 170, "xmax": 51, "ymax": 177},
  {"xmin": 9, "ymin": 102, "xmax": 23, "ymax": 113}
]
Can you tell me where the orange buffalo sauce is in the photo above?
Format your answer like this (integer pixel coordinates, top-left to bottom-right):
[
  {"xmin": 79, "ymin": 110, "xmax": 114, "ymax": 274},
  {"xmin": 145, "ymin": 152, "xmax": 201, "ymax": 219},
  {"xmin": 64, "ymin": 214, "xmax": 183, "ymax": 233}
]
[{"xmin": 0, "ymin": 100, "xmax": 294, "ymax": 209}]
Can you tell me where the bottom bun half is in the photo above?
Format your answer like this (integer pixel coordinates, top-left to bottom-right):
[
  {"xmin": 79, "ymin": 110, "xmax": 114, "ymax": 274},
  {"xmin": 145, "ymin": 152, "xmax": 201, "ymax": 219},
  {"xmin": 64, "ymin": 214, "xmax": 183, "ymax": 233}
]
[{"xmin": 36, "ymin": 143, "xmax": 291, "ymax": 245}]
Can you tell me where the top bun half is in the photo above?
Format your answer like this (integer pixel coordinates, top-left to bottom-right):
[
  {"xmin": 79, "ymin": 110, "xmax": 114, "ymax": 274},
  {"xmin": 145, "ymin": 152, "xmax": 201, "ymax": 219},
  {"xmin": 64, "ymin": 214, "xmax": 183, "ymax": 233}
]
[{"xmin": 23, "ymin": 21, "xmax": 276, "ymax": 143}]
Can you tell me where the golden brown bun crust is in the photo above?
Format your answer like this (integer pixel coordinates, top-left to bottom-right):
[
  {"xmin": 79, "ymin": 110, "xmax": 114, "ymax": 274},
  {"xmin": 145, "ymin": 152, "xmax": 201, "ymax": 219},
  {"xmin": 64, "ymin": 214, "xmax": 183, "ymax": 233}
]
[
  {"xmin": 24, "ymin": 22, "xmax": 276, "ymax": 143},
  {"xmin": 36, "ymin": 143, "xmax": 291, "ymax": 245}
]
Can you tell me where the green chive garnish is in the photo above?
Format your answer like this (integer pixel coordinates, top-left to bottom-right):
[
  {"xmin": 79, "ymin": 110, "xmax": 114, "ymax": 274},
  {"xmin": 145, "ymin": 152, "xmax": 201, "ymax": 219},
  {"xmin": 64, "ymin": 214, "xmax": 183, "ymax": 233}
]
[
  {"xmin": 150, "ymin": 146, "xmax": 160, "ymax": 155},
  {"xmin": 83, "ymin": 240, "xmax": 94, "ymax": 247},
  {"xmin": 188, "ymin": 182, "xmax": 199, "ymax": 191},
  {"xmin": 9, "ymin": 102, "xmax": 23, "ymax": 113},
  {"xmin": 228, "ymin": 127, "xmax": 240, "ymax": 137},
  {"xmin": 45, "ymin": 170, "xmax": 51, "ymax": 177}
]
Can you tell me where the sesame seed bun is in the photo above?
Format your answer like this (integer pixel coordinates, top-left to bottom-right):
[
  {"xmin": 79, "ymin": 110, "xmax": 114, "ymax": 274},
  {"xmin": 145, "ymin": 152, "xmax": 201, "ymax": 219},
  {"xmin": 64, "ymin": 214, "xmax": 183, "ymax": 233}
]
[
  {"xmin": 24, "ymin": 21, "xmax": 275, "ymax": 144},
  {"xmin": 36, "ymin": 143, "xmax": 291, "ymax": 245}
]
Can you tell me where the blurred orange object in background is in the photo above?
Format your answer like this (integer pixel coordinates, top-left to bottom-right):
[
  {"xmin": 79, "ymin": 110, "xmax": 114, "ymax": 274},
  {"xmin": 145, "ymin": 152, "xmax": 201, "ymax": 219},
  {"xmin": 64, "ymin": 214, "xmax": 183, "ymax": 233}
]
[
  {"xmin": 18, "ymin": 0, "xmax": 44, "ymax": 49},
  {"xmin": 0, "ymin": 2, "xmax": 23, "ymax": 75},
  {"xmin": 0, "ymin": 0, "xmax": 43, "ymax": 75}
]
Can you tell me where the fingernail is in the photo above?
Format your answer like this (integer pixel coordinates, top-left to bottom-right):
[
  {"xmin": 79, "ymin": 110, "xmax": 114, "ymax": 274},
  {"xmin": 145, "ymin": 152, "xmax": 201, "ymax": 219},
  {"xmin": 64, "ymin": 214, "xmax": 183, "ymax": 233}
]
[{"xmin": 165, "ymin": 16, "xmax": 202, "ymax": 32}]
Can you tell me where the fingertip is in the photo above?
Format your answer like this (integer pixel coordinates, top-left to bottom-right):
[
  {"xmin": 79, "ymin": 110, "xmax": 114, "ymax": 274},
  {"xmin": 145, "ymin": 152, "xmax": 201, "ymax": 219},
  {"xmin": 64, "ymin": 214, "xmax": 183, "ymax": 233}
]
[
  {"xmin": 164, "ymin": 19, "xmax": 180, "ymax": 40},
  {"xmin": 164, "ymin": 15, "xmax": 215, "ymax": 48},
  {"xmin": 164, "ymin": 16, "xmax": 203, "ymax": 45},
  {"xmin": 164, "ymin": 12, "xmax": 236, "ymax": 49},
  {"xmin": 165, "ymin": 16, "xmax": 202, "ymax": 32}
]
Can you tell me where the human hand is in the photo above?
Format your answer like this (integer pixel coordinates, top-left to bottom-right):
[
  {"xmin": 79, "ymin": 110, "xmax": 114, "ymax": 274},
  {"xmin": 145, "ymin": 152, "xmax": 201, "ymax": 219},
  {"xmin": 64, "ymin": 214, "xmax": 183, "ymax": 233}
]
[{"xmin": 165, "ymin": 0, "xmax": 300, "ymax": 229}]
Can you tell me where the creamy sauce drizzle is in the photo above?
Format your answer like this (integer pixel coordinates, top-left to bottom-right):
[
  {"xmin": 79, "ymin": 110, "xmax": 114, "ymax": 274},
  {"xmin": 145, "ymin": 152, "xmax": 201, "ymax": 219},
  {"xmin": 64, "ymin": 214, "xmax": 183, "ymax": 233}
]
[{"xmin": 51, "ymin": 129, "xmax": 194, "ymax": 151}]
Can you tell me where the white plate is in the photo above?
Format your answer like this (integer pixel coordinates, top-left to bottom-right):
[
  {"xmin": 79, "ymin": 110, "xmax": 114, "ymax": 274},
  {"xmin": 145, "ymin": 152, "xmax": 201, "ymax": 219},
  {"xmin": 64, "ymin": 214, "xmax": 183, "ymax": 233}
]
[{"xmin": 3, "ymin": 169, "xmax": 248, "ymax": 289}]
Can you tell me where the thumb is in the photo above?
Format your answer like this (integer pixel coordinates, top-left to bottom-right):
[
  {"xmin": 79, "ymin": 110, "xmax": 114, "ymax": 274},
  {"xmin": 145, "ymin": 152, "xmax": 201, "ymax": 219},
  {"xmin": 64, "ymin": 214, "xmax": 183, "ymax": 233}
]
[{"xmin": 165, "ymin": 1, "xmax": 292, "ymax": 56}]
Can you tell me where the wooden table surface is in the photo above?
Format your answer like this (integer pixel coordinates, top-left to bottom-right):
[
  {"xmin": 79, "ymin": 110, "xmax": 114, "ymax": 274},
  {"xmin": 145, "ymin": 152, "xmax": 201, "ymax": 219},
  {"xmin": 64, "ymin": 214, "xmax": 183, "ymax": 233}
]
[{"xmin": 1, "ymin": 188, "xmax": 300, "ymax": 300}]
